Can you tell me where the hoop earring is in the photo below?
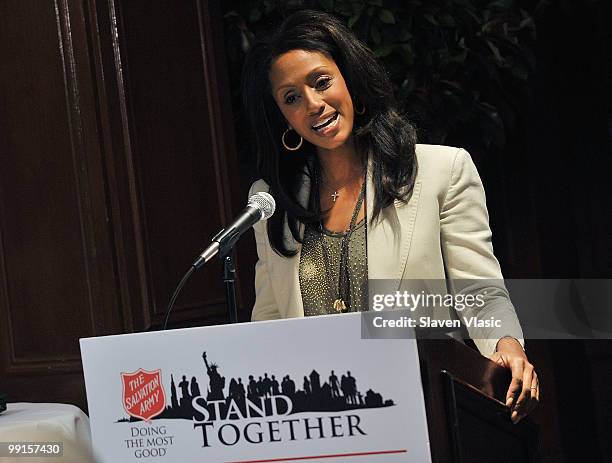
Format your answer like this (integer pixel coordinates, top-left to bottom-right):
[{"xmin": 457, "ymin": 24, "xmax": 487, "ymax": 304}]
[
  {"xmin": 282, "ymin": 128, "xmax": 303, "ymax": 151},
  {"xmin": 355, "ymin": 102, "xmax": 366, "ymax": 116}
]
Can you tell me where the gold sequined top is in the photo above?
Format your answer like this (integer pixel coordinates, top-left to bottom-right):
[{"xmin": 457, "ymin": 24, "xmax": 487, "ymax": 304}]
[{"xmin": 299, "ymin": 220, "xmax": 368, "ymax": 315}]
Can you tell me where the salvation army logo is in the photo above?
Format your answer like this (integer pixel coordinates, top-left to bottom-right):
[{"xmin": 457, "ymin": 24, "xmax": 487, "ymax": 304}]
[{"xmin": 121, "ymin": 368, "xmax": 166, "ymax": 421}]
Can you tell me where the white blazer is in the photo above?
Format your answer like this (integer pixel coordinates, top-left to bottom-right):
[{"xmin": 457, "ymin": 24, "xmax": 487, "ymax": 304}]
[{"xmin": 248, "ymin": 144, "xmax": 524, "ymax": 356}]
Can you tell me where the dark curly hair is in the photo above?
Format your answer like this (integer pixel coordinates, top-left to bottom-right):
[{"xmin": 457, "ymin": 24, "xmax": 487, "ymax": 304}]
[{"xmin": 242, "ymin": 9, "xmax": 418, "ymax": 257}]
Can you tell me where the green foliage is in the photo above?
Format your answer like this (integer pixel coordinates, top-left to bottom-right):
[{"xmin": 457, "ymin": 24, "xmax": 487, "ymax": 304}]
[{"xmin": 223, "ymin": 0, "xmax": 548, "ymax": 151}]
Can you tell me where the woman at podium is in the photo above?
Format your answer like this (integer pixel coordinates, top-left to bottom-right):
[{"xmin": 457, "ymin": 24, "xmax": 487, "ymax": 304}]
[{"xmin": 241, "ymin": 9, "xmax": 538, "ymax": 424}]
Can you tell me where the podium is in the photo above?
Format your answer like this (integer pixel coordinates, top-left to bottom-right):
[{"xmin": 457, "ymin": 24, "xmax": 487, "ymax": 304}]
[
  {"xmin": 418, "ymin": 339, "xmax": 539, "ymax": 462},
  {"xmin": 81, "ymin": 315, "xmax": 538, "ymax": 462}
]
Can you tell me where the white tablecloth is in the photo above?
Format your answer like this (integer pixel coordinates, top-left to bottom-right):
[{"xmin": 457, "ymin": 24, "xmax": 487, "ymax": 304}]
[{"xmin": 0, "ymin": 402, "xmax": 93, "ymax": 462}]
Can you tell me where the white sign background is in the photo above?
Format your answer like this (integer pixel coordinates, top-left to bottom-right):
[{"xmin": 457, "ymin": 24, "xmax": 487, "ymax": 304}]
[{"xmin": 81, "ymin": 313, "xmax": 431, "ymax": 463}]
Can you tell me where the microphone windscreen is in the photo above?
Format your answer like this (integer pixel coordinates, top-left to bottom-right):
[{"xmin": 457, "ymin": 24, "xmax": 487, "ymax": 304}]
[{"xmin": 248, "ymin": 192, "xmax": 275, "ymax": 220}]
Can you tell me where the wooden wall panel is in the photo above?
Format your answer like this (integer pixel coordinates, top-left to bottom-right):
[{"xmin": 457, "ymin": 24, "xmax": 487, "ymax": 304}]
[
  {"xmin": 0, "ymin": 0, "xmax": 246, "ymax": 408},
  {"xmin": 0, "ymin": 0, "xmax": 124, "ymax": 408},
  {"xmin": 0, "ymin": 0, "xmax": 115, "ymax": 368},
  {"xmin": 0, "ymin": 0, "xmax": 90, "ymax": 363},
  {"xmin": 116, "ymin": 0, "xmax": 230, "ymax": 329}
]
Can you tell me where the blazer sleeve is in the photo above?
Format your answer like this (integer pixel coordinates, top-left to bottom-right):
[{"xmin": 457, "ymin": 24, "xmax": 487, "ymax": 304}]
[
  {"xmin": 439, "ymin": 148, "xmax": 525, "ymax": 357},
  {"xmin": 249, "ymin": 181, "xmax": 281, "ymax": 321}
]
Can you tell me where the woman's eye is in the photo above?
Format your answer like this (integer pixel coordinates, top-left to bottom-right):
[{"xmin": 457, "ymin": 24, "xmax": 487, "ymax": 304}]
[
  {"xmin": 315, "ymin": 77, "xmax": 332, "ymax": 90},
  {"xmin": 284, "ymin": 94, "xmax": 298, "ymax": 105}
]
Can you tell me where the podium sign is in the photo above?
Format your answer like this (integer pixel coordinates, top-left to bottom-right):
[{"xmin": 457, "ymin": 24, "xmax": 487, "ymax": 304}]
[{"xmin": 80, "ymin": 313, "xmax": 431, "ymax": 463}]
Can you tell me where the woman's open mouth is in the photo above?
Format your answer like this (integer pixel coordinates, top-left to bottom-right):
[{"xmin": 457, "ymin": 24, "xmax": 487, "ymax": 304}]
[{"xmin": 312, "ymin": 112, "xmax": 339, "ymax": 133}]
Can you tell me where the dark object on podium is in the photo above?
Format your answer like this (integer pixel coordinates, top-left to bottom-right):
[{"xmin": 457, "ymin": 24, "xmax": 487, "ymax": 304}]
[
  {"xmin": 0, "ymin": 392, "xmax": 6, "ymax": 414},
  {"xmin": 417, "ymin": 339, "xmax": 539, "ymax": 463}
]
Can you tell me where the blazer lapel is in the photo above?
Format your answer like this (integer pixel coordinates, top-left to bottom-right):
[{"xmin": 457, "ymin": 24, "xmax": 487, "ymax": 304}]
[{"xmin": 366, "ymin": 164, "xmax": 422, "ymax": 289}]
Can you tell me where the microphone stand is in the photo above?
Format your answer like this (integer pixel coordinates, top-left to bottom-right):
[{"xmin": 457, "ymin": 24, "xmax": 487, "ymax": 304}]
[
  {"xmin": 221, "ymin": 251, "xmax": 238, "ymax": 324},
  {"xmin": 162, "ymin": 246, "xmax": 240, "ymax": 330}
]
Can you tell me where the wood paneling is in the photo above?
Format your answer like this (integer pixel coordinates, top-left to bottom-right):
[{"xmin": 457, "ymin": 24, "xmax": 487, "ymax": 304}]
[
  {"xmin": 0, "ymin": 0, "xmax": 116, "ymax": 370},
  {"xmin": 0, "ymin": 0, "xmax": 246, "ymax": 409},
  {"xmin": 116, "ymin": 0, "xmax": 226, "ymax": 328}
]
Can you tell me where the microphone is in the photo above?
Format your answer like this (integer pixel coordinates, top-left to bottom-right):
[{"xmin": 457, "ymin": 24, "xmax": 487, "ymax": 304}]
[{"xmin": 192, "ymin": 191, "xmax": 275, "ymax": 269}]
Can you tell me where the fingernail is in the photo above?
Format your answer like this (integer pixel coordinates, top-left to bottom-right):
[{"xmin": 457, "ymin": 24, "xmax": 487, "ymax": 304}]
[
  {"xmin": 511, "ymin": 410, "xmax": 518, "ymax": 423},
  {"xmin": 506, "ymin": 397, "xmax": 513, "ymax": 407}
]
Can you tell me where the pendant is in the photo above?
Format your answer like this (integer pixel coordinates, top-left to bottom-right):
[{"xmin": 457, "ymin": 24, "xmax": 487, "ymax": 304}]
[
  {"xmin": 333, "ymin": 299, "xmax": 347, "ymax": 313},
  {"xmin": 331, "ymin": 191, "xmax": 339, "ymax": 202}
]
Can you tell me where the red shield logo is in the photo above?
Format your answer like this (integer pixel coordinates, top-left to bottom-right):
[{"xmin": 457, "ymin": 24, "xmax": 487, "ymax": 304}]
[{"xmin": 121, "ymin": 368, "xmax": 166, "ymax": 421}]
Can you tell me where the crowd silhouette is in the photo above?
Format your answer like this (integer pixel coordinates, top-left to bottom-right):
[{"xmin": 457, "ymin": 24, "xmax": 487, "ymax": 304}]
[{"xmin": 120, "ymin": 351, "xmax": 393, "ymax": 422}]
